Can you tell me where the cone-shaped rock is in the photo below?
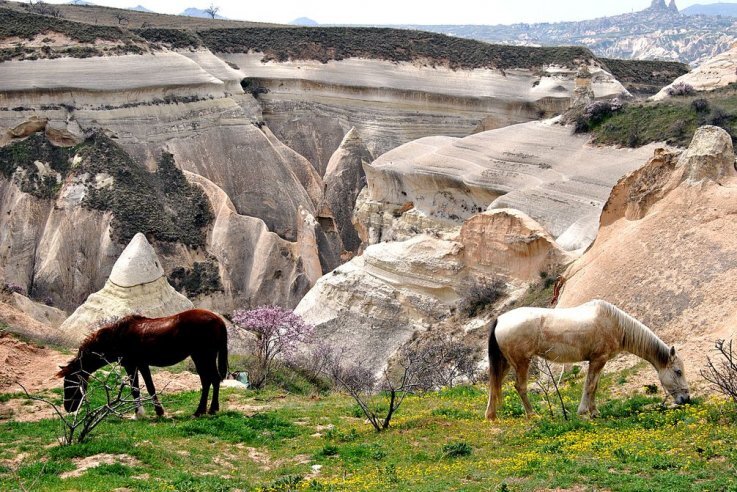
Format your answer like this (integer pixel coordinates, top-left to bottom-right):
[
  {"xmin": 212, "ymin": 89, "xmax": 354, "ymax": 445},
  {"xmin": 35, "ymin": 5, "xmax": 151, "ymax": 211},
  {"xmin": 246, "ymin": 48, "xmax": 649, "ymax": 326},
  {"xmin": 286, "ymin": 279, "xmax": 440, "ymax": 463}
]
[
  {"xmin": 59, "ymin": 233, "xmax": 193, "ymax": 345},
  {"xmin": 323, "ymin": 128, "xmax": 373, "ymax": 253}
]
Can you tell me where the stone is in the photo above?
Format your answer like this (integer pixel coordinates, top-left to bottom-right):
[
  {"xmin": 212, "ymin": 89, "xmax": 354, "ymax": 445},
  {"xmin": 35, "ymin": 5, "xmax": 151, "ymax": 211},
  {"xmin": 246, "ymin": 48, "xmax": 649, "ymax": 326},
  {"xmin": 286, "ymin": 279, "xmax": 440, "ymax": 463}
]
[
  {"xmin": 460, "ymin": 209, "xmax": 570, "ymax": 282},
  {"xmin": 358, "ymin": 120, "xmax": 658, "ymax": 252},
  {"xmin": 678, "ymin": 126, "xmax": 736, "ymax": 183},
  {"xmin": 323, "ymin": 128, "xmax": 373, "ymax": 253},
  {"xmin": 558, "ymin": 136, "xmax": 737, "ymax": 377},
  {"xmin": 8, "ymin": 116, "xmax": 47, "ymax": 138}
]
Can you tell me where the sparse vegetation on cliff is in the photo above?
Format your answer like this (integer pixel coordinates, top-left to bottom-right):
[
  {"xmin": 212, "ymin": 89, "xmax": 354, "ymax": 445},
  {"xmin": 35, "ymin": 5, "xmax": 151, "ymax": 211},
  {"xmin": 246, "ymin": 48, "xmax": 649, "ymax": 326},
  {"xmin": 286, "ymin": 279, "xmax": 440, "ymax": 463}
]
[
  {"xmin": 0, "ymin": 133, "xmax": 76, "ymax": 199},
  {"xmin": 600, "ymin": 58, "xmax": 689, "ymax": 96},
  {"xmin": 574, "ymin": 84, "xmax": 737, "ymax": 147},
  {"xmin": 82, "ymin": 140, "xmax": 213, "ymax": 246},
  {"xmin": 133, "ymin": 27, "xmax": 202, "ymax": 49},
  {"xmin": 168, "ymin": 260, "xmax": 223, "ymax": 297},
  {"xmin": 198, "ymin": 27, "xmax": 597, "ymax": 70}
]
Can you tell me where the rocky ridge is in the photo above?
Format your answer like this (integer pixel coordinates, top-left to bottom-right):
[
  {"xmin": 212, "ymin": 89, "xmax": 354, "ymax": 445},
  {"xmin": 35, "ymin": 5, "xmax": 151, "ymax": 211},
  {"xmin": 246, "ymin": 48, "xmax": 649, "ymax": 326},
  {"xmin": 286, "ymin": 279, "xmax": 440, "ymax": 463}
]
[{"xmin": 399, "ymin": 2, "xmax": 737, "ymax": 66}]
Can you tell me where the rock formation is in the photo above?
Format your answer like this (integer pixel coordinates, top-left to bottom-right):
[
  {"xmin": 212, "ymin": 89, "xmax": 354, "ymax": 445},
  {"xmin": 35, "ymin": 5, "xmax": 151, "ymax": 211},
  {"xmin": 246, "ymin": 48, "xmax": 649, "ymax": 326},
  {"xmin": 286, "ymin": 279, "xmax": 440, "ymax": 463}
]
[
  {"xmin": 558, "ymin": 126, "xmax": 737, "ymax": 374},
  {"xmin": 59, "ymin": 233, "xmax": 193, "ymax": 345},
  {"xmin": 323, "ymin": 128, "xmax": 373, "ymax": 253},
  {"xmin": 357, "ymin": 120, "xmax": 658, "ymax": 253},
  {"xmin": 227, "ymin": 53, "xmax": 627, "ymax": 172},
  {"xmin": 653, "ymin": 43, "xmax": 737, "ymax": 100},
  {"xmin": 460, "ymin": 209, "xmax": 571, "ymax": 282}
]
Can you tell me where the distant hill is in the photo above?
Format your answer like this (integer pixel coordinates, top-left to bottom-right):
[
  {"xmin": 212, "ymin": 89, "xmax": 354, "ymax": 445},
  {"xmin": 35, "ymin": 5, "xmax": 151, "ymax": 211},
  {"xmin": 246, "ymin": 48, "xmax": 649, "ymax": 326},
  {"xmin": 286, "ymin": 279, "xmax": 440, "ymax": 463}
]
[
  {"xmin": 179, "ymin": 7, "xmax": 227, "ymax": 20},
  {"xmin": 128, "ymin": 5, "xmax": 154, "ymax": 13},
  {"xmin": 681, "ymin": 2, "xmax": 737, "ymax": 16},
  {"xmin": 398, "ymin": 1, "xmax": 737, "ymax": 66},
  {"xmin": 290, "ymin": 17, "xmax": 318, "ymax": 26}
]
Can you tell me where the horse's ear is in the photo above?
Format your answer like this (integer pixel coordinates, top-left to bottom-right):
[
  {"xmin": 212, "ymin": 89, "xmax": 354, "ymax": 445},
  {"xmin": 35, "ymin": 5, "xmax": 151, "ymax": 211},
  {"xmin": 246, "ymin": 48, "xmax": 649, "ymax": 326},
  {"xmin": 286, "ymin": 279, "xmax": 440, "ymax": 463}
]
[
  {"xmin": 670, "ymin": 345, "xmax": 676, "ymax": 359},
  {"xmin": 56, "ymin": 365, "xmax": 66, "ymax": 378}
]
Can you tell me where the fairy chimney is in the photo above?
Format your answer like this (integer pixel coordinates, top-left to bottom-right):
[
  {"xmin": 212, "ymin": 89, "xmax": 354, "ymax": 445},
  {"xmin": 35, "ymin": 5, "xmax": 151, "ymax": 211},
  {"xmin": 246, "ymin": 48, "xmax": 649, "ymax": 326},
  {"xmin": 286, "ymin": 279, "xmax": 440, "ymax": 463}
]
[{"xmin": 59, "ymin": 233, "xmax": 193, "ymax": 345}]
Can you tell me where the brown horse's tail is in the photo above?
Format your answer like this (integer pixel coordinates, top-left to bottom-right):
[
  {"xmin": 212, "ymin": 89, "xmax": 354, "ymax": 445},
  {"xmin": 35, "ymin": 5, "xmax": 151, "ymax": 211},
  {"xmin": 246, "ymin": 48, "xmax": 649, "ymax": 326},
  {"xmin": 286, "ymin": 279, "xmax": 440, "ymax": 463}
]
[
  {"xmin": 486, "ymin": 318, "xmax": 509, "ymax": 420},
  {"xmin": 217, "ymin": 323, "xmax": 229, "ymax": 382}
]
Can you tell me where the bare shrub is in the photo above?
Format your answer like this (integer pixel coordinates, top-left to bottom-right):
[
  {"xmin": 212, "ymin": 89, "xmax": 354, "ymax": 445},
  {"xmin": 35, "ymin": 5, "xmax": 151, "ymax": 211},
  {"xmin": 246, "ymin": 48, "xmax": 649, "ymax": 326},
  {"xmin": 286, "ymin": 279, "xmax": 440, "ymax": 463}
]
[
  {"xmin": 459, "ymin": 278, "xmax": 506, "ymax": 318},
  {"xmin": 19, "ymin": 360, "xmax": 154, "ymax": 445},
  {"xmin": 666, "ymin": 82, "xmax": 696, "ymax": 97},
  {"xmin": 701, "ymin": 339, "xmax": 737, "ymax": 403},
  {"xmin": 532, "ymin": 358, "xmax": 570, "ymax": 420},
  {"xmin": 402, "ymin": 333, "xmax": 480, "ymax": 389},
  {"xmin": 573, "ymin": 98, "xmax": 624, "ymax": 134},
  {"xmin": 316, "ymin": 346, "xmax": 431, "ymax": 431}
]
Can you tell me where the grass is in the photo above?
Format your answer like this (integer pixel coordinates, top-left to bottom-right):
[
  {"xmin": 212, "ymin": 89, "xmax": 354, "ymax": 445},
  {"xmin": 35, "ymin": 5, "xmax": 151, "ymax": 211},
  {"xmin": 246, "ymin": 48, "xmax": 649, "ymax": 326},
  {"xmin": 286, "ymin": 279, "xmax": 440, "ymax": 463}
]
[
  {"xmin": 600, "ymin": 58, "xmax": 689, "ymax": 97},
  {"xmin": 587, "ymin": 83, "xmax": 737, "ymax": 148},
  {"xmin": 1, "ymin": 365, "xmax": 736, "ymax": 491}
]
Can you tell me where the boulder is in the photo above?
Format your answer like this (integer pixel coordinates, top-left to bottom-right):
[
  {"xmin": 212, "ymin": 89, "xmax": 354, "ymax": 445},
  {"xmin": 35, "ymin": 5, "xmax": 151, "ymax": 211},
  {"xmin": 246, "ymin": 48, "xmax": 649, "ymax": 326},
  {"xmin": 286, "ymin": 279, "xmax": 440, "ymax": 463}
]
[
  {"xmin": 323, "ymin": 128, "xmax": 372, "ymax": 253},
  {"xmin": 59, "ymin": 233, "xmax": 193, "ymax": 345},
  {"xmin": 677, "ymin": 126, "xmax": 735, "ymax": 183},
  {"xmin": 8, "ymin": 116, "xmax": 47, "ymax": 139},
  {"xmin": 460, "ymin": 209, "xmax": 570, "ymax": 282}
]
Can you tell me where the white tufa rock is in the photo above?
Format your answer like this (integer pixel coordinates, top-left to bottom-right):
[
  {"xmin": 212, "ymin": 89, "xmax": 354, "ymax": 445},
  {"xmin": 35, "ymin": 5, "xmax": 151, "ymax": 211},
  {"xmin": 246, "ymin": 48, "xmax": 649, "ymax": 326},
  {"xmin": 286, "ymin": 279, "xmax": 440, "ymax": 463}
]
[
  {"xmin": 678, "ymin": 126, "xmax": 736, "ymax": 183},
  {"xmin": 109, "ymin": 233, "xmax": 166, "ymax": 287}
]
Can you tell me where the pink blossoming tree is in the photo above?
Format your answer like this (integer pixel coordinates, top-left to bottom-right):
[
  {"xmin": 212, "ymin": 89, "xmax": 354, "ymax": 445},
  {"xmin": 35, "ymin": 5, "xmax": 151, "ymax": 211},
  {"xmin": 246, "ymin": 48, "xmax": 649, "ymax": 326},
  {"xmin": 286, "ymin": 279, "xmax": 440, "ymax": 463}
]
[{"xmin": 232, "ymin": 306, "xmax": 314, "ymax": 389}]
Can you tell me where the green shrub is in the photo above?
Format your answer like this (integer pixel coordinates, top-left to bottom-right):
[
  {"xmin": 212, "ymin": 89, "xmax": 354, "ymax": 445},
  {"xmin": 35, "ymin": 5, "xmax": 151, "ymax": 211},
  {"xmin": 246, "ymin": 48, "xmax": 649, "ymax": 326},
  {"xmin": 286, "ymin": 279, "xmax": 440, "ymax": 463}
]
[{"xmin": 441, "ymin": 441, "xmax": 472, "ymax": 458}]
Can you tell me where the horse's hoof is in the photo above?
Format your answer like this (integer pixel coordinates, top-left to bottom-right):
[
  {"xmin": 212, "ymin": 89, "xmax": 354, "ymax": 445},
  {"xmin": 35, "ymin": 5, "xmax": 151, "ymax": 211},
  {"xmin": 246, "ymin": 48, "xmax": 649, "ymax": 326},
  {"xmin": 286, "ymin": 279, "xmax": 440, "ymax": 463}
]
[
  {"xmin": 155, "ymin": 407, "xmax": 165, "ymax": 417},
  {"xmin": 590, "ymin": 409, "xmax": 600, "ymax": 418},
  {"xmin": 208, "ymin": 409, "xmax": 218, "ymax": 415},
  {"xmin": 135, "ymin": 407, "xmax": 145, "ymax": 419},
  {"xmin": 193, "ymin": 411, "xmax": 204, "ymax": 417}
]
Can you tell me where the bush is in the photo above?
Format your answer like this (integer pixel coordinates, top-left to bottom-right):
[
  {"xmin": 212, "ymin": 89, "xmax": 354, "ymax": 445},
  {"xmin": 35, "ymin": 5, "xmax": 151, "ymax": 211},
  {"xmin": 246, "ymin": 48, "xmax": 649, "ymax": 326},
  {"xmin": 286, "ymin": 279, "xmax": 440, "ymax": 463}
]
[
  {"xmin": 701, "ymin": 339, "xmax": 737, "ymax": 403},
  {"xmin": 442, "ymin": 441, "xmax": 472, "ymax": 458},
  {"xmin": 574, "ymin": 98, "xmax": 624, "ymax": 134},
  {"xmin": 2, "ymin": 283, "xmax": 25, "ymax": 295},
  {"xmin": 459, "ymin": 278, "xmax": 506, "ymax": 317},
  {"xmin": 691, "ymin": 98, "xmax": 711, "ymax": 113},
  {"xmin": 666, "ymin": 82, "xmax": 696, "ymax": 97}
]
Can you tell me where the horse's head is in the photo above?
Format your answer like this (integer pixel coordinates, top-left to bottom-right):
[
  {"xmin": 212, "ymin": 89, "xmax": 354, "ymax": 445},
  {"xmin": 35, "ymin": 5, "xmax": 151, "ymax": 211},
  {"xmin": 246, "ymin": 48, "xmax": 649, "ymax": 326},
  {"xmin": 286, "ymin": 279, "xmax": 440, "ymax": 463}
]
[
  {"xmin": 56, "ymin": 357, "xmax": 89, "ymax": 412},
  {"xmin": 657, "ymin": 346, "xmax": 690, "ymax": 405}
]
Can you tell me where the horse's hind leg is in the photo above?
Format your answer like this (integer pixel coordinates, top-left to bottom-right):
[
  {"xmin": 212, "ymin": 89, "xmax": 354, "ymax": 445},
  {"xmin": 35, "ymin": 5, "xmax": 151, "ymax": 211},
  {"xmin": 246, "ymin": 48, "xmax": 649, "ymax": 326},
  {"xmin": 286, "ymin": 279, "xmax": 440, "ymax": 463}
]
[
  {"xmin": 192, "ymin": 357, "xmax": 217, "ymax": 417},
  {"xmin": 485, "ymin": 357, "xmax": 510, "ymax": 420},
  {"xmin": 579, "ymin": 358, "xmax": 606, "ymax": 418},
  {"xmin": 139, "ymin": 366, "xmax": 165, "ymax": 417},
  {"xmin": 209, "ymin": 377, "xmax": 220, "ymax": 415},
  {"xmin": 513, "ymin": 359, "xmax": 535, "ymax": 418}
]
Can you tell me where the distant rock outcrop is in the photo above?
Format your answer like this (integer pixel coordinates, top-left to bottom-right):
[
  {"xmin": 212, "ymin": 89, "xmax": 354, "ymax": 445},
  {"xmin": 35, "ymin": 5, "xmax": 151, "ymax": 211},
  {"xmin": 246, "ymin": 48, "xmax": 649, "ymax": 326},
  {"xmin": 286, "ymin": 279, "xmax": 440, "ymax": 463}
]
[
  {"xmin": 323, "ymin": 128, "xmax": 372, "ymax": 253},
  {"xmin": 59, "ymin": 233, "xmax": 193, "ymax": 345}
]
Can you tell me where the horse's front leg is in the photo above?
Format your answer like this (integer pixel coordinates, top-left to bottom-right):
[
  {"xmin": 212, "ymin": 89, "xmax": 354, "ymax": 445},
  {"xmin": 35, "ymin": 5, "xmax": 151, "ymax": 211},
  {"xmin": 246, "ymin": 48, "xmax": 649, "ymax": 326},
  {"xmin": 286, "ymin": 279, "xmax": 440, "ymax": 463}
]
[
  {"xmin": 579, "ymin": 358, "xmax": 606, "ymax": 418},
  {"xmin": 514, "ymin": 359, "xmax": 535, "ymax": 418},
  {"xmin": 139, "ymin": 365, "xmax": 165, "ymax": 417}
]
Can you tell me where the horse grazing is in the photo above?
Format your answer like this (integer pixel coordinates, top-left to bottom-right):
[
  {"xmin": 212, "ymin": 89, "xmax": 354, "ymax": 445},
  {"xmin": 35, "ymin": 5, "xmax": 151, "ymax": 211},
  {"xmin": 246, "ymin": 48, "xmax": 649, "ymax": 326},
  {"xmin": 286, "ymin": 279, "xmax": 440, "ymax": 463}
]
[
  {"xmin": 57, "ymin": 309, "xmax": 228, "ymax": 417},
  {"xmin": 485, "ymin": 300, "xmax": 690, "ymax": 420}
]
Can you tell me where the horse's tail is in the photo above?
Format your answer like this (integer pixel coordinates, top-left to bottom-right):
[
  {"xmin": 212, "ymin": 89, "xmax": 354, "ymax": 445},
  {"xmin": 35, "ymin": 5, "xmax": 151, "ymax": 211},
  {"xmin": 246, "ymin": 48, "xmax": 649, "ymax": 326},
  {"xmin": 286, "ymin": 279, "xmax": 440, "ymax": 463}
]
[
  {"xmin": 486, "ymin": 318, "xmax": 508, "ymax": 420},
  {"xmin": 217, "ymin": 321, "xmax": 229, "ymax": 382}
]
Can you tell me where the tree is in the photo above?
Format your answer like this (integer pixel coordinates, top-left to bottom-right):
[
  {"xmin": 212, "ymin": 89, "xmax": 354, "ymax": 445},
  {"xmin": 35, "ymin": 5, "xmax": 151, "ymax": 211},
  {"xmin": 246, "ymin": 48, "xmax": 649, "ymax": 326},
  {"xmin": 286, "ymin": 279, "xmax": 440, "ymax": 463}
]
[
  {"xmin": 114, "ymin": 13, "xmax": 129, "ymax": 25},
  {"xmin": 232, "ymin": 306, "xmax": 313, "ymax": 389},
  {"xmin": 204, "ymin": 3, "xmax": 219, "ymax": 19},
  {"xmin": 701, "ymin": 339, "xmax": 737, "ymax": 403}
]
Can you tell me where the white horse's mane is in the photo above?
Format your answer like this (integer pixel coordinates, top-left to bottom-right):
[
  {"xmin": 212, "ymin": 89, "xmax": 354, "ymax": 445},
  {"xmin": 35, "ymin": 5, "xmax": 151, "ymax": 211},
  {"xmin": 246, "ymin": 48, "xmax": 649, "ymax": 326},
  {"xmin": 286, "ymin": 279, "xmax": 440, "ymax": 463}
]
[{"xmin": 594, "ymin": 300, "xmax": 670, "ymax": 366}]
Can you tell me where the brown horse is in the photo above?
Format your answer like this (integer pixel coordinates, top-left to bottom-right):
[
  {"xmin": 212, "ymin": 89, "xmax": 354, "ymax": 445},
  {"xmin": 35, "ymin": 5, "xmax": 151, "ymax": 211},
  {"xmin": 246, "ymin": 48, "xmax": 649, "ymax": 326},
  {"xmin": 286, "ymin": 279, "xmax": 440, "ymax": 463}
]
[
  {"xmin": 57, "ymin": 309, "xmax": 228, "ymax": 417},
  {"xmin": 485, "ymin": 300, "xmax": 690, "ymax": 420}
]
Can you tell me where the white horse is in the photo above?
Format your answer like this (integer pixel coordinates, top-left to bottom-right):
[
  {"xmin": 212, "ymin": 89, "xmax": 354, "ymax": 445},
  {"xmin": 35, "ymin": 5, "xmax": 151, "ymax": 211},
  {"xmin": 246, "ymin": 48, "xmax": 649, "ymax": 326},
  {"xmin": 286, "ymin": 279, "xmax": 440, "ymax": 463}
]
[{"xmin": 485, "ymin": 300, "xmax": 690, "ymax": 420}]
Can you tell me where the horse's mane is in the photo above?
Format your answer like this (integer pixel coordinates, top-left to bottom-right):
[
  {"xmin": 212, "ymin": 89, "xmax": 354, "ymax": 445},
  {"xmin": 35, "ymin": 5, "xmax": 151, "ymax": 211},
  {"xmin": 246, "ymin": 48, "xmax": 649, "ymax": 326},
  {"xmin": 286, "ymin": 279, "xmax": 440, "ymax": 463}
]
[
  {"xmin": 595, "ymin": 300, "xmax": 670, "ymax": 366},
  {"xmin": 77, "ymin": 314, "xmax": 146, "ymax": 355}
]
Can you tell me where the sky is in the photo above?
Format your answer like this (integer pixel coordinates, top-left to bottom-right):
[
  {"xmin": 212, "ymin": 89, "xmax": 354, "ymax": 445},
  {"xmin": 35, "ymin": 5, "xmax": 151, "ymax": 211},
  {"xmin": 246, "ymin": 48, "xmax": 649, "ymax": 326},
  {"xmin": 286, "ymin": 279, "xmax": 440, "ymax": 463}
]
[{"xmin": 39, "ymin": 0, "xmax": 729, "ymax": 25}]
